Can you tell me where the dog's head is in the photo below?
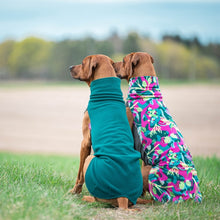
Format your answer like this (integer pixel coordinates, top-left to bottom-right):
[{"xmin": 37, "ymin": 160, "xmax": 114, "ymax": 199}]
[
  {"xmin": 70, "ymin": 54, "xmax": 115, "ymax": 86},
  {"xmin": 113, "ymin": 52, "xmax": 155, "ymax": 81}
]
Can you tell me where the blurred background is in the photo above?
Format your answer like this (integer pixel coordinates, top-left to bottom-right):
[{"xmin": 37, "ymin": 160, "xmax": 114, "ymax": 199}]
[{"xmin": 0, "ymin": 0, "xmax": 220, "ymax": 157}]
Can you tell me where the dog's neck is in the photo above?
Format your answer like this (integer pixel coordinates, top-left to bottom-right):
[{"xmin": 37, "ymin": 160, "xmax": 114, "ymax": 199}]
[
  {"xmin": 87, "ymin": 65, "xmax": 116, "ymax": 86},
  {"xmin": 132, "ymin": 63, "xmax": 156, "ymax": 78},
  {"xmin": 93, "ymin": 65, "xmax": 116, "ymax": 81}
]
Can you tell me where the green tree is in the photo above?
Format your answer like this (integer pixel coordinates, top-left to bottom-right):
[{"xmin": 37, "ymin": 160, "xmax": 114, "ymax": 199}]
[
  {"xmin": 122, "ymin": 32, "xmax": 141, "ymax": 54},
  {"xmin": 195, "ymin": 55, "xmax": 220, "ymax": 79},
  {"xmin": 48, "ymin": 38, "xmax": 98, "ymax": 80},
  {"xmin": 95, "ymin": 40, "xmax": 114, "ymax": 57},
  {"xmin": 157, "ymin": 41, "xmax": 191, "ymax": 80},
  {"xmin": 0, "ymin": 40, "xmax": 15, "ymax": 79},
  {"xmin": 108, "ymin": 31, "xmax": 123, "ymax": 54},
  {"xmin": 0, "ymin": 33, "xmax": 219, "ymax": 81},
  {"xmin": 8, "ymin": 37, "xmax": 52, "ymax": 79}
]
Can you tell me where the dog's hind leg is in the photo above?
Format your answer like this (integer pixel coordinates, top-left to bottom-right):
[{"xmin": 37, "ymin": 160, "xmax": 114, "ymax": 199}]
[
  {"xmin": 136, "ymin": 198, "xmax": 154, "ymax": 204},
  {"xmin": 141, "ymin": 165, "xmax": 151, "ymax": 196}
]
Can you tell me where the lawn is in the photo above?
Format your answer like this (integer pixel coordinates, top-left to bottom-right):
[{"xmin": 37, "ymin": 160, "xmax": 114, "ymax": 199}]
[{"xmin": 0, "ymin": 152, "xmax": 220, "ymax": 220}]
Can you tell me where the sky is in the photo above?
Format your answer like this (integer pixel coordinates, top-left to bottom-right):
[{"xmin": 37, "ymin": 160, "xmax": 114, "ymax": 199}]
[{"xmin": 1, "ymin": 0, "xmax": 220, "ymax": 44}]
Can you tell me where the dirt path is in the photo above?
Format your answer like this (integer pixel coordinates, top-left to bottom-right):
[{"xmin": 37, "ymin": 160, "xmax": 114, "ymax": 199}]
[{"xmin": 0, "ymin": 84, "xmax": 219, "ymax": 157}]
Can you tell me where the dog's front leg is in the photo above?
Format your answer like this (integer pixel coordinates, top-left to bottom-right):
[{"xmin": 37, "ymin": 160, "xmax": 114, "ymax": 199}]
[{"xmin": 70, "ymin": 111, "xmax": 91, "ymax": 194}]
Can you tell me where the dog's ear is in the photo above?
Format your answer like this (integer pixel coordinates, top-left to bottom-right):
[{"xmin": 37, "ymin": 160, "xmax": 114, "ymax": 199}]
[
  {"xmin": 88, "ymin": 56, "xmax": 98, "ymax": 79},
  {"xmin": 150, "ymin": 55, "xmax": 154, "ymax": 64},
  {"xmin": 109, "ymin": 58, "xmax": 114, "ymax": 66},
  {"xmin": 128, "ymin": 53, "xmax": 140, "ymax": 77}
]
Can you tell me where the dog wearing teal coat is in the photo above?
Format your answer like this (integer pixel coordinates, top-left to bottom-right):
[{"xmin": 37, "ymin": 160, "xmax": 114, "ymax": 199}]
[{"xmin": 70, "ymin": 54, "xmax": 151, "ymax": 209}]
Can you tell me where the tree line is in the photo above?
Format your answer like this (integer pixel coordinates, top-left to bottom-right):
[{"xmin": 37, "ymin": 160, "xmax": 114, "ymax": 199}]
[{"xmin": 0, "ymin": 32, "xmax": 219, "ymax": 81}]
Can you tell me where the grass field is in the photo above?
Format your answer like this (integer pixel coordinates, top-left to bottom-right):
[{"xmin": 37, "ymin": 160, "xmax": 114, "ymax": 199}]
[{"xmin": 0, "ymin": 153, "xmax": 220, "ymax": 220}]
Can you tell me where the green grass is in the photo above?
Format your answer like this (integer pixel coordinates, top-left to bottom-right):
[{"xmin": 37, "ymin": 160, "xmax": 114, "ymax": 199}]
[{"xmin": 0, "ymin": 153, "xmax": 220, "ymax": 220}]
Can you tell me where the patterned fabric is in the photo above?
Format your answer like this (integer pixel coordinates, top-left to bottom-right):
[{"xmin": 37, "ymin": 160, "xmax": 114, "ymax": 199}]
[
  {"xmin": 127, "ymin": 76, "xmax": 202, "ymax": 203},
  {"xmin": 85, "ymin": 77, "xmax": 143, "ymax": 204}
]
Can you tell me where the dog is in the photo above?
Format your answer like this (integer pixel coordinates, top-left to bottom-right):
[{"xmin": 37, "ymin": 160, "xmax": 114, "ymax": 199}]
[
  {"xmin": 69, "ymin": 54, "xmax": 151, "ymax": 209},
  {"xmin": 113, "ymin": 52, "xmax": 202, "ymax": 203}
]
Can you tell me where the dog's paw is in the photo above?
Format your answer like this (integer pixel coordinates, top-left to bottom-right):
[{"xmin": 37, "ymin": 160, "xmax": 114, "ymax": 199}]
[
  {"xmin": 82, "ymin": 196, "xmax": 96, "ymax": 203},
  {"xmin": 70, "ymin": 184, "xmax": 83, "ymax": 194}
]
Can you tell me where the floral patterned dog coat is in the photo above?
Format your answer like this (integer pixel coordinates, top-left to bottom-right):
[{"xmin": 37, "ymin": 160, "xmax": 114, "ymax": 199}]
[{"xmin": 127, "ymin": 76, "xmax": 202, "ymax": 203}]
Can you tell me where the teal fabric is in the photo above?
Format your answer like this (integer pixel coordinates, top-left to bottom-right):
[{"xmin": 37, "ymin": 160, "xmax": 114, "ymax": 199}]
[{"xmin": 85, "ymin": 77, "xmax": 143, "ymax": 204}]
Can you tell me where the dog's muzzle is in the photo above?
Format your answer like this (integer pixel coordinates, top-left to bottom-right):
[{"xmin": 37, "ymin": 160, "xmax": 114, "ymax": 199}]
[{"xmin": 69, "ymin": 65, "xmax": 74, "ymax": 71}]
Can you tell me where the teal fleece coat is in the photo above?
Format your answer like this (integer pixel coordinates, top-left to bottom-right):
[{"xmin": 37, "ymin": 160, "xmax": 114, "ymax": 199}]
[{"xmin": 85, "ymin": 77, "xmax": 143, "ymax": 204}]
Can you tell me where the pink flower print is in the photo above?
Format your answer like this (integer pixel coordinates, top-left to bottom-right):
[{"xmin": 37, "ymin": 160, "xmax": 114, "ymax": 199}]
[
  {"xmin": 158, "ymin": 168, "xmax": 168, "ymax": 182},
  {"xmin": 160, "ymin": 137, "xmax": 168, "ymax": 147},
  {"xmin": 143, "ymin": 137, "xmax": 152, "ymax": 150}
]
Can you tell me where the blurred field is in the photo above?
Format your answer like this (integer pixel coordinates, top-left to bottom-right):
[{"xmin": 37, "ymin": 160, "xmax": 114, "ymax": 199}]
[{"xmin": 0, "ymin": 82, "xmax": 220, "ymax": 157}]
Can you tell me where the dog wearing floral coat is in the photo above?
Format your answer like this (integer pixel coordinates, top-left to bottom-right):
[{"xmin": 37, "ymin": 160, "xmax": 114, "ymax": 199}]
[{"xmin": 114, "ymin": 52, "xmax": 202, "ymax": 203}]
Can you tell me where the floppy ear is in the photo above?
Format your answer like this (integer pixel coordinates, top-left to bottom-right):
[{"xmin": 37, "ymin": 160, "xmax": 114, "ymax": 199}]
[
  {"xmin": 109, "ymin": 58, "xmax": 114, "ymax": 66},
  {"xmin": 88, "ymin": 56, "xmax": 98, "ymax": 79},
  {"xmin": 128, "ymin": 53, "xmax": 140, "ymax": 77},
  {"xmin": 150, "ymin": 55, "xmax": 154, "ymax": 64}
]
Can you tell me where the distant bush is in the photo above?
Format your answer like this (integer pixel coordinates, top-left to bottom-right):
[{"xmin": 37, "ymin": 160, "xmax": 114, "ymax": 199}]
[{"xmin": 0, "ymin": 33, "xmax": 219, "ymax": 81}]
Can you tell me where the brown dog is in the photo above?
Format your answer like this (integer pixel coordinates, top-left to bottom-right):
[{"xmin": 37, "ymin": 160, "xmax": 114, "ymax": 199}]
[
  {"xmin": 113, "ymin": 52, "xmax": 202, "ymax": 203},
  {"xmin": 69, "ymin": 54, "xmax": 151, "ymax": 209},
  {"xmin": 69, "ymin": 54, "xmax": 116, "ymax": 195}
]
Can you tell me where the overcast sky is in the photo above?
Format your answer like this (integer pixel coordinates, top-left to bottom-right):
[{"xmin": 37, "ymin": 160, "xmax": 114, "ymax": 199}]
[{"xmin": 1, "ymin": 0, "xmax": 220, "ymax": 43}]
